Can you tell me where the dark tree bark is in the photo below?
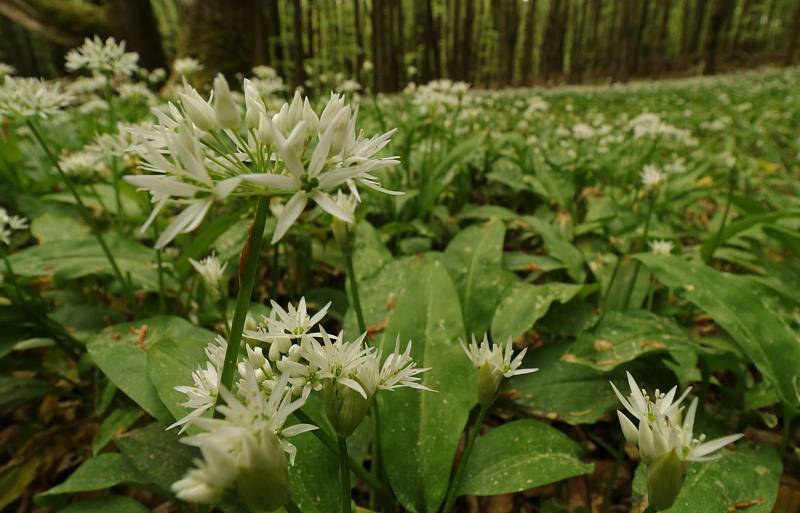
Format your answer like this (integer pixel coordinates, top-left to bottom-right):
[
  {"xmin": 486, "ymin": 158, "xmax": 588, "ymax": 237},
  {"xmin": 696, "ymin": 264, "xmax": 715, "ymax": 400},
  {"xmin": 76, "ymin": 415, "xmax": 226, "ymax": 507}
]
[
  {"xmin": 266, "ymin": 0, "xmax": 286, "ymax": 78},
  {"xmin": 571, "ymin": 0, "xmax": 590, "ymax": 82},
  {"xmin": 371, "ymin": 0, "xmax": 382, "ymax": 90},
  {"xmin": 688, "ymin": 0, "xmax": 709, "ymax": 55},
  {"xmin": 541, "ymin": 0, "xmax": 566, "ymax": 80},
  {"xmin": 704, "ymin": 0, "xmax": 735, "ymax": 74},
  {"xmin": 450, "ymin": 0, "xmax": 462, "ymax": 78},
  {"xmin": 108, "ymin": 0, "xmax": 166, "ymax": 70},
  {"xmin": 461, "ymin": 0, "xmax": 475, "ymax": 82},
  {"xmin": 520, "ymin": 0, "xmax": 537, "ymax": 83},
  {"xmin": 785, "ymin": 0, "xmax": 800, "ymax": 65},
  {"xmin": 630, "ymin": 0, "xmax": 650, "ymax": 75},
  {"xmin": 588, "ymin": 0, "xmax": 602, "ymax": 72},
  {"xmin": 657, "ymin": 0, "xmax": 672, "ymax": 63},
  {"xmin": 290, "ymin": 0, "xmax": 305, "ymax": 88},
  {"xmin": 178, "ymin": 0, "xmax": 256, "ymax": 83},
  {"xmin": 352, "ymin": 0, "xmax": 364, "ymax": 82}
]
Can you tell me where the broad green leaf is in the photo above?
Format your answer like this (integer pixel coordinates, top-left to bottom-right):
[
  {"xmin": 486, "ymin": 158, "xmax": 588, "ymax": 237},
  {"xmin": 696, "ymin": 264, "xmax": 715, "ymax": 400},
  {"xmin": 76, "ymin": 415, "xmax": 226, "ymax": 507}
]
[
  {"xmin": 29, "ymin": 211, "xmax": 88, "ymax": 242},
  {"xmin": 351, "ymin": 221, "xmax": 393, "ymax": 284},
  {"xmin": 521, "ymin": 216, "xmax": 585, "ymax": 282},
  {"xmin": 602, "ymin": 257, "xmax": 651, "ymax": 311},
  {"xmin": 443, "ymin": 220, "xmax": 506, "ymax": 337},
  {"xmin": 491, "ymin": 281, "xmax": 583, "ymax": 342},
  {"xmin": 506, "ymin": 342, "xmax": 676, "ymax": 425},
  {"xmin": 372, "ymin": 258, "xmax": 475, "ymax": 513},
  {"xmin": 147, "ymin": 317, "xmax": 217, "ymax": 422},
  {"xmin": 701, "ymin": 209, "xmax": 800, "ymax": 262},
  {"xmin": 58, "ymin": 496, "xmax": 151, "ymax": 513},
  {"xmin": 456, "ymin": 419, "xmax": 593, "ymax": 496},
  {"xmin": 457, "ymin": 205, "xmax": 519, "ymax": 222},
  {"xmin": 93, "ymin": 407, "xmax": 143, "ymax": 455},
  {"xmin": 7, "ymin": 232, "xmax": 173, "ymax": 292},
  {"xmin": 39, "ymin": 453, "xmax": 144, "ymax": 497},
  {"xmin": 637, "ymin": 254, "xmax": 800, "ymax": 408},
  {"xmin": 502, "ymin": 252, "xmax": 565, "ymax": 274},
  {"xmin": 115, "ymin": 423, "xmax": 195, "ymax": 497},
  {"xmin": 562, "ymin": 309, "xmax": 692, "ymax": 371},
  {"xmin": 631, "ymin": 442, "xmax": 781, "ymax": 513},
  {"xmin": 87, "ymin": 317, "xmax": 178, "ymax": 424},
  {"xmin": 288, "ymin": 400, "xmax": 341, "ymax": 513}
]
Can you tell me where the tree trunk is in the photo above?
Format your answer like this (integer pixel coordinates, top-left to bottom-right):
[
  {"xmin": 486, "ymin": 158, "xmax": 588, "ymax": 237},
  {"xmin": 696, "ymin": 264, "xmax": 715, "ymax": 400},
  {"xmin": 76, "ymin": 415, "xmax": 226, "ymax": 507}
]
[
  {"xmin": 688, "ymin": 0, "xmax": 709, "ymax": 55},
  {"xmin": 630, "ymin": 0, "xmax": 650, "ymax": 75},
  {"xmin": 704, "ymin": 0, "xmax": 734, "ymax": 74},
  {"xmin": 266, "ymin": 0, "xmax": 286, "ymax": 79},
  {"xmin": 462, "ymin": 0, "xmax": 475, "ymax": 82},
  {"xmin": 178, "ymin": 0, "xmax": 255, "ymax": 83},
  {"xmin": 291, "ymin": 0, "xmax": 305, "ymax": 88},
  {"xmin": 353, "ymin": 0, "xmax": 364, "ymax": 82},
  {"xmin": 785, "ymin": 0, "xmax": 800, "ymax": 65},
  {"xmin": 520, "ymin": 0, "xmax": 537, "ymax": 83},
  {"xmin": 108, "ymin": 0, "xmax": 166, "ymax": 70}
]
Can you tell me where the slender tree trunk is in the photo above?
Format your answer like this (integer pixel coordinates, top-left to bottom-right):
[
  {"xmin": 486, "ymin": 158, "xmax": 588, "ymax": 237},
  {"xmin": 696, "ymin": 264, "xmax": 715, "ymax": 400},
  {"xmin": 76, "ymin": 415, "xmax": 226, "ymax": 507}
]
[
  {"xmin": 108, "ymin": 0, "xmax": 166, "ymax": 70},
  {"xmin": 352, "ymin": 0, "xmax": 364, "ymax": 83},
  {"xmin": 451, "ymin": 0, "xmax": 462, "ymax": 78},
  {"xmin": 630, "ymin": 0, "xmax": 650, "ymax": 75},
  {"xmin": 178, "ymin": 0, "xmax": 255, "ymax": 83},
  {"xmin": 520, "ymin": 0, "xmax": 537, "ymax": 83},
  {"xmin": 785, "ymin": 0, "xmax": 800, "ymax": 65},
  {"xmin": 266, "ymin": 0, "xmax": 285, "ymax": 79},
  {"xmin": 291, "ymin": 0, "xmax": 305, "ymax": 88},
  {"xmin": 688, "ymin": 0, "xmax": 709, "ymax": 54},
  {"xmin": 462, "ymin": 0, "xmax": 475, "ymax": 82},
  {"xmin": 704, "ymin": 0, "xmax": 734, "ymax": 74}
]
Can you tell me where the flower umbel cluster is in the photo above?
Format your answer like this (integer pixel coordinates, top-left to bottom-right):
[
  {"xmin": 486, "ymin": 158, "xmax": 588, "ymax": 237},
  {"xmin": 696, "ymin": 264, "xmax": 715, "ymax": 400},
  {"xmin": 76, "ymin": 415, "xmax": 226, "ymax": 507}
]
[
  {"xmin": 611, "ymin": 372, "xmax": 743, "ymax": 510},
  {"xmin": 170, "ymin": 298, "xmax": 431, "ymax": 508},
  {"xmin": 461, "ymin": 334, "xmax": 538, "ymax": 407},
  {"xmin": 0, "ymin": 77, "xmax": 71, "ymax": 121},
  {"xmin": 0, "ymin": 208, "xmax": 28, "ymax": 246},
  {"xmin": 125, "ymin": 75, "xmax": 400, "ymax": 248},
  {"xmin": 66, "ymin": 36, "xmax": 139, "ymax": 77}
]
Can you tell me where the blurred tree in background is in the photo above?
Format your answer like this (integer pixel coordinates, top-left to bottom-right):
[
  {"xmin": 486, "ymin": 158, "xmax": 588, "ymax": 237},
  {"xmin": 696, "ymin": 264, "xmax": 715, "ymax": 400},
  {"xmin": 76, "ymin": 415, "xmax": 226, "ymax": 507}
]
[{"xmin": 1, "ymin": 0, "xmax": 799, "ymax": 90}]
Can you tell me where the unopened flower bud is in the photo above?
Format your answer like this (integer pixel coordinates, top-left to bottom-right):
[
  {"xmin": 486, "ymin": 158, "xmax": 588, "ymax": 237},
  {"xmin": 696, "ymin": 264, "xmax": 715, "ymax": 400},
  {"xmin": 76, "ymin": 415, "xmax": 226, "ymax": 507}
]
[
  {"xmin": 213, "ymin": 74, "xmax": 240, "ymax": 129},
  {"xmin": 324, "ymin": 381, "xmax": 371, "ymax": 438},
  {"xmin": 476, "ymin": 361, "xmax": 502, "ymax": 407},
  {"xmin": 180, "ymin": 85, "xmax": 216, "ymax": 131}
]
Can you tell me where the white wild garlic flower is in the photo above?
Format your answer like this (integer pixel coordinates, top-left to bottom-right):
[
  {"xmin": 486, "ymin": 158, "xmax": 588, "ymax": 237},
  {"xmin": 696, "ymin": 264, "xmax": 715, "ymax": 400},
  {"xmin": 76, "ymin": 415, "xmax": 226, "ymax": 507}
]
[
  {"xmin": 461, "ymin": 334, "xmax": 538, "ymax": 407},
  {"xmin": 65, "ymin": 36, "xmax": 139, "ymax": 77},
  {"xmin": 0, "ymin": 77, "xmax": 72, "ymax": 121},
  {"xmin": 648, "ymin": 239, "xmax": 674, "ymax": 256},
  {"xmin": 640, "ymin": 164, "xmax": 667, "ymax": 189},
  {"xmin": 0, "ymin": 208, "xmax": 28, "ymax": 246},
  {"xmin": 124, "ymin": 76, "xmax": 401, "ymax": 248},
  {"xmin": 170, "ymin": 299, "xmax": 430, "ymax": 504},
  {"xmin": 611, "ymin": 372, "xmax": 743, "ymax": 510}
]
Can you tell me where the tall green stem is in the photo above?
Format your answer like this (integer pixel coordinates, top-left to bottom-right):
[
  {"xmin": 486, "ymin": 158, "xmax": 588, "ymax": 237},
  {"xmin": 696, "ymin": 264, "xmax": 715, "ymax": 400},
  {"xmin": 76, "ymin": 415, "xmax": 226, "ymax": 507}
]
[
  {"xmin": 338, "ymin": 436, "xmax": 351, "ymax": 513},
  {"xmin": 26, "ymin": 120, "xmax": 133, "ymax": 301},
  {"xmin": 293, "ymin": 409, "xmax": 391, "ymax": 498},
  {"xmin": 152, "ymin": 223, "xmax": 167, "ymax": 314},
  {"xmin": 345, "ymin": 251, "xmax": 366, "ymax": 334},
  {"xmin": 624, "ymin": 193, "xmax": 656, "ymax": 309},
  {"xmin": 706, "ymin": 167, "xmax": 737, "ymax": 263},
  {"xmin": 441, "ymin": 404, "xmax": 489, "ymax": 513},
  {"xmin": 214, "ymin": 197, "xmax": 269, "ymax": 410}
]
